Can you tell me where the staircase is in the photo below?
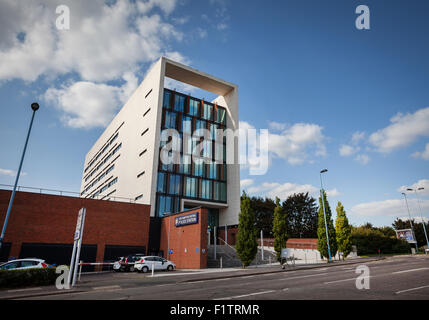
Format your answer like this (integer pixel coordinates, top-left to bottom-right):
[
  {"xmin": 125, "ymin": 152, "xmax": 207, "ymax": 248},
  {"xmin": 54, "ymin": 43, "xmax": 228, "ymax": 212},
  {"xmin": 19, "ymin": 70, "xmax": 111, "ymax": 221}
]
[{"xmin": 207, "ymin": 239, "xmax": 277, "ymax": 268}]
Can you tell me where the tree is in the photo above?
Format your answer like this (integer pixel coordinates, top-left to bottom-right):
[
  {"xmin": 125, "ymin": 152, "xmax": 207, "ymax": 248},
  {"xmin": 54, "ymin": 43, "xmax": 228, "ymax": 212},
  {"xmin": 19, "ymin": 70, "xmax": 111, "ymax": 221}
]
[
  {"xmin": 283, "ymin": 192, "xmax": 318, "ymax": 238},
  {"xmin": 272, "ymin": 197, "xmax": 288, "ymax": 262},
  {"xmin": 317, "ymin": 190, "xmax": 337, "ymax": 260},
  {"xmin": 249, "ymin": 196, "xmax": 276, "ymax": 238},
  {"xmin": 335, "ymin": 202, "xmax": 352, "ymax": 259},
  {"xmin": 236, "ymin": 192, "xmax": 258, "ymax": 268}
]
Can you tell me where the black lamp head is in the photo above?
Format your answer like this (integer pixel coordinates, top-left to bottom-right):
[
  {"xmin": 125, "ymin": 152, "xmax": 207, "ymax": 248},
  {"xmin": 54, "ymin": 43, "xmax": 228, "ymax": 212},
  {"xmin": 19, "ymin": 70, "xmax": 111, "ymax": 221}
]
[{"xmin": 31, "ymin": 102, "xmax": 39, "ymax": 111}]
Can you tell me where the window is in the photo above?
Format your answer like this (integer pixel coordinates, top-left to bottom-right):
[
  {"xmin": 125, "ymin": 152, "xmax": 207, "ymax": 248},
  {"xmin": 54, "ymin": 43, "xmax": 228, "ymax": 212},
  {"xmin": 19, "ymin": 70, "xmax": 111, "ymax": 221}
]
[
  {"xmin": 157, "ymin": 195, "xmax": 173, "ymax": 217},
  {"xmin": 145, "ymin": 89, "xmax": 152, "ymax": 99},
  {"xmin": 157, "ymin": 172, "xmax": 166, "ymax": 193},
  {"xmin": 216, "ymin": 107, "xmax": 226, "ymax": 125},
  {"xmin": 193, "ymin": 161, "xmax": 204, "ymax": 177},
  {"xmin": 141, "ymin": 128, "xmax": 149, "ymax": 136},
  {"xmin": 168, "ymin": 174, "xmax": 181, "ymax": 195},
  {"xmin": 139, "ymin": 149, "xmax": 147, "ymax": 157},
  {"xmin": 188, "ymin": 99, "xmax": 199, "ymax": 116},
  {"xmin": 200, "ymin": 179, "xmax": 212, "ymax": 200},
  {"xmin": 214, "ymin": 181, "xmax": 227, "ymax": 201},
  {"xmin": 202, "ymin": 103, "xmax": 213, "ymax": 121},
  {"xmin": 164, "ymin": 111, "xmax": 177, "ymax": 129},
  {"xmin": 182, "ymin": 116, "xmax": 192, "ymax": 134},
  {"xmin": 137, "ymin": 171, "xmax": 145, "ymax": 178},
  {"xmin": 143, "ymin": 108, "xmax": 151, "ymax": 117},
  {"xmin": 184, "ymin": 177, "xmax": 197, "ymax": 197},
  {"xmin": 163, "ymin": 90, "xmax": 172, "ymax": 109},
  {"xmin": 174, "ymin": 94, "xmax": 185, "ymax": 112}
]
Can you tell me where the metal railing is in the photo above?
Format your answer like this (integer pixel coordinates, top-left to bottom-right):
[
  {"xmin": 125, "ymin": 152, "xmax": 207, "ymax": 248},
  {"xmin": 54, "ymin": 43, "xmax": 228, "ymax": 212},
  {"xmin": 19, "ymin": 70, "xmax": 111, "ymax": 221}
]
[{"xmin": 0, "ymin": 184, "xmax": 139, "ymax": 203}]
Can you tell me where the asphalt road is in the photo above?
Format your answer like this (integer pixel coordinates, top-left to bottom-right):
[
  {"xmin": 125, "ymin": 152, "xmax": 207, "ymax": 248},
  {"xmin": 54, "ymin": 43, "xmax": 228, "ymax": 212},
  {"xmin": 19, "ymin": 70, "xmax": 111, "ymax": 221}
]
[{"xmin": 16, "ymin": 255, "xmax": 429, "ymax": 300}]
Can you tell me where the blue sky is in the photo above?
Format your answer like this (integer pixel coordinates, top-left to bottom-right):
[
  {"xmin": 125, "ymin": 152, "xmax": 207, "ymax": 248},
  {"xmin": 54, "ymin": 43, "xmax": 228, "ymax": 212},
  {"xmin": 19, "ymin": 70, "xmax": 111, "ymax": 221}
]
[{"xmin": 1, "ymin": 0, "xmax": 428, "ymax": 227}]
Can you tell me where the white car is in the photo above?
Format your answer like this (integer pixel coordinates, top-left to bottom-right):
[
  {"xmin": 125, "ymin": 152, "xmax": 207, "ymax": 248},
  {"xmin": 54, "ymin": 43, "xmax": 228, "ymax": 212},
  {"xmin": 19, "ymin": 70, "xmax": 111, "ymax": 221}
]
[
  {"xmin": 0, "ymin": 258, "xmax": 48, "ymax": 270},
  {"xmin": 134, "ymin": 256, "xmax": 176, "ymax": 273}
]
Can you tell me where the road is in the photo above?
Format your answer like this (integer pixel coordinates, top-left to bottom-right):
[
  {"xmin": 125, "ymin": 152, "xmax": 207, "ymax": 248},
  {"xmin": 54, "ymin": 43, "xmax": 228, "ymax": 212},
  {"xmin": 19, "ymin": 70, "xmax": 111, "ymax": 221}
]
[{"xmin": 14, "ymin": 255, "xmax": 429, "ymax": 300}]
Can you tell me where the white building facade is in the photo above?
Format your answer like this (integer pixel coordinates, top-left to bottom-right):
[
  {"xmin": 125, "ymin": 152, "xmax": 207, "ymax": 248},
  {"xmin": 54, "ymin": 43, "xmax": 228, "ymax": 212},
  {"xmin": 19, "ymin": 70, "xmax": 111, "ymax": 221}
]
[{"xmin": 80, "ymin": 57, "xmax": 240, "ymax": 228}]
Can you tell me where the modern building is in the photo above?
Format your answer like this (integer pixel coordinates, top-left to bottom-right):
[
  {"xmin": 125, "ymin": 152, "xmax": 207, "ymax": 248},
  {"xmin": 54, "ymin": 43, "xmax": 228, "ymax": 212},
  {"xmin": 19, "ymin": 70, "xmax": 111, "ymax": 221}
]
[{"xmin": 80, "ymin": 57, "xmax": 240, "ymax": 235}]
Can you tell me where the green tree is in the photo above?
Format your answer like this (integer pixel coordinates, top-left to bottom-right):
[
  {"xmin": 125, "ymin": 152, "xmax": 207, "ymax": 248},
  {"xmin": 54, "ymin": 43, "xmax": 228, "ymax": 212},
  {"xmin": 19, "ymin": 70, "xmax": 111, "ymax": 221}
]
[
  {"xmin": 283, "ymin": 192, "xmax": 318, "ymax": 238},
  {"xmin": 272, "ymin": 197, "xmax": 288, "ymax": 262},
  {"xmin": 335, "ymin": 202, "xmax": 352, "ymax": 259},
  {"xmin": 317, "ymin": 190, "xmax": 337, "ymax": 260},
  {"xmin": 236, "ymin": 192, "xmax": 258, "ymax": 268}
]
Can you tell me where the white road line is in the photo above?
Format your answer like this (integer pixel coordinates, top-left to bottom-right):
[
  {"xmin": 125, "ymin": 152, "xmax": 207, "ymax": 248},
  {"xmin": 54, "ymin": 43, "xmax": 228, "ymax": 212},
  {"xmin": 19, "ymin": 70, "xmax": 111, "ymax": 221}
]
[
  {"xmin": 282, "ymin": 288, "xmax": 289, "ymax": 292},
  {"xmin": 241, "ymin": 275, "xmax": 255, "ymax": 279},
  {"xmin": 214, "ymin": 278, "xmax": 231, "ymax": 281},
  {"xmin": 280, "ymin": 272, "xmax": 330, "ymax": 281},
  {"xmin": 392, "ymin": 268, "xmax": 429, "ymax": 274},
  {"xmin": 396, "ymin": 285, "xmax": 429, "ymax": 295},
  {"xmin": 92, "ymin": 285, "xmax": 121, "ymax": 290},
  {"xmin": 214, "ymin": 290, "xmax": 276, "ymax": 300},
  {"xmin": 324, "ymin": 277, "xmax": 358, "ymax": 285},
  {"xmin": 7, "ymin": 287, "xmax": 42, "ymax": 293}
]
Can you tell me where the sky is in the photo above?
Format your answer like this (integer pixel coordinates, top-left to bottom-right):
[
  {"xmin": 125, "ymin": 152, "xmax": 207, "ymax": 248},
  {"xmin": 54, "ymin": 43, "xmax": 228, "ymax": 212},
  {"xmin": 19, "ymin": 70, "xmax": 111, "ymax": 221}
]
[{"xmin": 0, "ymin": 0, "xmax": 429, "ymax": 227}]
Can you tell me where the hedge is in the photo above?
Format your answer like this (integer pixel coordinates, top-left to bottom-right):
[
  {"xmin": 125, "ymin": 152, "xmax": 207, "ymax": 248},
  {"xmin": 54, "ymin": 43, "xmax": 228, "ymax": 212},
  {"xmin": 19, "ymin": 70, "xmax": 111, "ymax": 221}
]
[
  {"xmin": 0, "ymin": 267, "xmax": 57, "ymax": 289},
  {"xmin": 351, "ymin": 228, "xmax": 411, "ymax": 255}
]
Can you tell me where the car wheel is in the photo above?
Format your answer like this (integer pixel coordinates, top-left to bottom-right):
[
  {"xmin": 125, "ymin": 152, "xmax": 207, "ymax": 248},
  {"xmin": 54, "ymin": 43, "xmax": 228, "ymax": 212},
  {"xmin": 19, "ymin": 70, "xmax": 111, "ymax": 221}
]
[
  {"xmin": 167, "ymin": 265, "xmax": 174, "ymax": 271},
  {"xmin": 142, "ymin": 266, "xmax": 149, "ymax": 273}
]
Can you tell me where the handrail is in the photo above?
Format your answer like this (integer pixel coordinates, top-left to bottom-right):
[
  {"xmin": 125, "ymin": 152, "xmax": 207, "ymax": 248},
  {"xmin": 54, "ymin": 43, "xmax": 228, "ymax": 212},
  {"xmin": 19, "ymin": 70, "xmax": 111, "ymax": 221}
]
[
  {"xmin": 0, "ymin": 183, "xmax": 138, "ymax": 203},
  {"xmin": 217, "ymin": 237, "xmax": 237, "ymax": 253}
]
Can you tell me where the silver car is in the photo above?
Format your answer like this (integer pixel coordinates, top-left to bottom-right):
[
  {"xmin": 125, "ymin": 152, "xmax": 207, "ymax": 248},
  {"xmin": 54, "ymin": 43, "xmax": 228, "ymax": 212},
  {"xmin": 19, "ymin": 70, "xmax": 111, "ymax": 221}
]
[{"xmin": 0, "ymin": 258, "xmax": 48, "ymax": 270}]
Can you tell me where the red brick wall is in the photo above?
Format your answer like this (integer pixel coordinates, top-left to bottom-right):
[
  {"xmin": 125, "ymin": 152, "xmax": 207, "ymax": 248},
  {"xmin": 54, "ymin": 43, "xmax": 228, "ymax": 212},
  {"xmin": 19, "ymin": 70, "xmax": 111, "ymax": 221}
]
[
  {"xmin": 159, "ymin": 208, "xmax": 208, "ymax": 269},
  {"xmin": 218, "ymin": 226, "xmax": 238, "ymax": 245},
  {"xmin": 286, "ymin": 238, "xmax": 318, "ymax": 250},
  {"xmin": 0, "ymin": 190, "xmax": 151, "ymax": 261}
]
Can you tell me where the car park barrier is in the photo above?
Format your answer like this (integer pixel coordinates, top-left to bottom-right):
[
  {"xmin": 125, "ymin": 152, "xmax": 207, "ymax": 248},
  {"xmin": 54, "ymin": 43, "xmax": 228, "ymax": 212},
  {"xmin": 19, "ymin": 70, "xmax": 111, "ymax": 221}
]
[{"xmin": 77, "ymin": 262, "xmax": 116, "ymax": 281}]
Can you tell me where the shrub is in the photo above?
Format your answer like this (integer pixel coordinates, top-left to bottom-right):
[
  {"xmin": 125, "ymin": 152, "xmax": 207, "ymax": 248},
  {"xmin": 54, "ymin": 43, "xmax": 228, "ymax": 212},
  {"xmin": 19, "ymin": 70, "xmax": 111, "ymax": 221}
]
[
  {"xmin": 0, "ymin": 267, "xmax": 57, "ymax": 289},
  {"xmin": 351, "ymin": 227, "xmax": 410, "ymax": 255}
]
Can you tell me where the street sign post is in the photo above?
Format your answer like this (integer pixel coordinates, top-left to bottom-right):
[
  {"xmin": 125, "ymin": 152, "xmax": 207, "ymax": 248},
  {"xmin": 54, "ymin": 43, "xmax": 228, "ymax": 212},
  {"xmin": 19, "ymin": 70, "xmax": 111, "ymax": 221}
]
[{"xmin": 68, "ymin": 208, "xmax": 86, "ymax": 287}]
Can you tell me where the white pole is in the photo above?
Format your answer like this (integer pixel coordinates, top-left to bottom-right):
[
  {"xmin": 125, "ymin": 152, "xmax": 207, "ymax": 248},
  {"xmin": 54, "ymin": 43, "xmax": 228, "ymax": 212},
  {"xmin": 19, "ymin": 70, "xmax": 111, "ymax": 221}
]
[
  {"xmin": 220, "ymin": 256, "xmax": 223, "ymax": 269},
  {"xmin": 78, "ymin": 260, "xmax": 83, "ymax": 282},
  {"xmin": 261, "ymin": 230, "xmax": 264, "ymax": 261},
  {"xmin": 67, "ymin": 240, "xmax": 77, "ymax": 287},
  {"xmin": 167, "ymin": 215, "xmax": 171, "ymax": 260},
  {"xmin": 151, "ymin": 262, "xmax": 155, "ymax": 277},
  {"xmin": 214, "ymin": 226, "xmax": 217, "ymax": 260},
  {"xmin": 72, "ymin": 209, "xmax": 86, "ymax": 287}
]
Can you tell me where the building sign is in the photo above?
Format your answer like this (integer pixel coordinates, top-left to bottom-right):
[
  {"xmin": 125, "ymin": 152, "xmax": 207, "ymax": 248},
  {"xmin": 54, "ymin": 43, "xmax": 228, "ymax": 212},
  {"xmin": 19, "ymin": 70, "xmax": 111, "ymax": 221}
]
[
  {"xmin": 395, "ymin": 229, "xmax": 416, "ymax": 244},
  {"xmin": 175, "ymin": 212, "xmax": 199, "ymax": 227}
]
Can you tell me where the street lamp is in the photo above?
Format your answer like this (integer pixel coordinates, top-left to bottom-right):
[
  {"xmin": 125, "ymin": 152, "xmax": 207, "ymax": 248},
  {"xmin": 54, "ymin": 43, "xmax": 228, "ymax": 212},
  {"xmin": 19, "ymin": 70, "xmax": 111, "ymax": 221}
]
[
  {"xmin": 320, "ymin": 169, "xmax": 332, "ymax": 262},
  {"xmin": 0, "ymin": 103, "xmax": 39, "ymax": 250},
  {"xmin": 407, "ymin": 187, "xmax": 429, "ymax": 251},
  {"xmin": 401, "ymin": 192, "xmax": 419, "ymax": 253}
]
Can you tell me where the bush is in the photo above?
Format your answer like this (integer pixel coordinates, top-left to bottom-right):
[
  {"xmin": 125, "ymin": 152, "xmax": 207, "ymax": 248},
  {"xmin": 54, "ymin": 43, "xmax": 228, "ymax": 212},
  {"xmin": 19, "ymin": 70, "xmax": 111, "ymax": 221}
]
[
  {"xmin": 0, "ymin": 267, "xmax": 57, "ymax": 289},
  {"xmin": 351, "ymin": 227, "xmax": 410, "ymax": 255}
]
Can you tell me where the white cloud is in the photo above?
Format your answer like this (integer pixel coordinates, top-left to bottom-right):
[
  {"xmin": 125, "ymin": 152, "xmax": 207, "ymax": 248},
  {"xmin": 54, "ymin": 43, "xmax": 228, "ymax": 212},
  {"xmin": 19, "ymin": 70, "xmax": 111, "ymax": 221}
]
[
  {"xmin": 44, "ymin": 73, "xmax": 138, "ymax": 129},
  {"xmin": 240, "ymin": 179, "xmax": 254, "ymax": 188},
  {"xmin": 351, "ymin": 131, "xmax": 366, "ymax": 144},
  {"xmin": 339, "ymin": 144, "xmax": 358, "ymax": 157},
  {"xmin": 398, "ymin": 179, "xmax": 429, "ymax": 197},
  {"xmin": 326, "ymin": 188, "xmax": 341, "ymax": 197},
  {"xmin": 266, "ymin": 122, "xmax": 327, "ymax": 165},
  {"xmin": 350, "ymin": 198, "xmax": 429, "ymax": 218},
  {"xmin": 0, "ymin": 168, "xmax": 27, "ymax": 177},
  {"xmin": 355, "ymin": 154, "xmax": 370, "ymax": 165},
  {"xmin": 248, "ymin": 182, "xmax": 318, "ymax": 200},
  {"xmin": 412, "ymin": 143, "xmax": 429, "ymax": 160},
  {"xmin": 0, "ymin": 0, "xmax": 183, "ymax": 82},
  {"xmin": 369, "ymin": 107, "xmax": 429, "ymax": 153},
  {"xmin": 268, "ymin": 121, "xmax": 287, "ymax": 132}
]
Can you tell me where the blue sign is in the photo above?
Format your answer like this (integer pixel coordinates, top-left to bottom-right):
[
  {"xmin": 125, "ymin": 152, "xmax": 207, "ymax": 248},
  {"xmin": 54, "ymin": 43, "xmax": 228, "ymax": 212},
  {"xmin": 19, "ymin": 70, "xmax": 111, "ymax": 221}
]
[
  {"xmin": 169, "ymin": 249, "xmax": 173, "ymax": 254},
  {"xmin": 196, "ymin": 248, "xmax": 199, "ymax": 253},
  {"xmin": 175, "ymin": 212, "xmax": 199, "ymax": 227}
]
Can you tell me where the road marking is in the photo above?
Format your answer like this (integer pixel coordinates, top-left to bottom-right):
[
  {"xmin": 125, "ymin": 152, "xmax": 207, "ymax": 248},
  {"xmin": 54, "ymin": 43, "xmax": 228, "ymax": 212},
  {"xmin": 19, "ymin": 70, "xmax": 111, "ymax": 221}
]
[
  {"xmin": 395, "ymin": 285, "xmax": 429, "ymax": 295},
  {"xmin": 214, "ymin": 290, "xmax": 276, "ymax": 300},
  {"xmin": 241, "ymin": 275, "xmax": 255, "ymax": 279},
  {"xmin": 280, "ymin": 272, "xmax": 330, "ymax": 281},
  {"xmin": 92, "ymin": 285, "xmax": 121, "ymax": 290},
  {"xmin": 282, "ymin": 288, "xmax": 289, "ymax": 291},
  {"xmin": 214, "ymin": 278, "xmax": 231, "ymax": 281},
  {"xmin": 392, "ymin": 268, "xmax": 429, "ymax": 274},
  {"xmin": 7, "ymin": 287, "xmax": 42, "ymax": 293},
  {"xmin": 324, "ymin": 277, "xmax": 358, "ymax": 285}
]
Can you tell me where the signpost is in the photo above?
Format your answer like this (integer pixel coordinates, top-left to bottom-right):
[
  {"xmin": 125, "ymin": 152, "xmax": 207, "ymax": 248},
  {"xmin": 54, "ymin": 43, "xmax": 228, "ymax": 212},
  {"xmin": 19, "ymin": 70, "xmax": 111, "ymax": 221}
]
[
  {"xmin": 395, "ymin": 229, "xmax": 417, "ymax": 244},
  {"xmin": 68, "ymin": 208, "xmax": 86, "ymax": 287}
]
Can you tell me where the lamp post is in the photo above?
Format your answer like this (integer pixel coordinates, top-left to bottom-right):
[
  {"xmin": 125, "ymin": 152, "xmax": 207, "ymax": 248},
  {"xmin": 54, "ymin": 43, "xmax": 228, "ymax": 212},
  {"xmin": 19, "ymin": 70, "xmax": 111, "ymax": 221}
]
[
  {"xmin": 407, "ymin": 187, "xmax": 429, "ymax": 250},
  {"xmin": 401, "ymin": 192, "xmax": 419, "ymax": 253},
  {"xmin": 0, "ymin": 103, "xmax": 39, "ymax": 250},
  {"xmin": 320, "ymin": 169, "xmax": 332, "ymax": 262}
]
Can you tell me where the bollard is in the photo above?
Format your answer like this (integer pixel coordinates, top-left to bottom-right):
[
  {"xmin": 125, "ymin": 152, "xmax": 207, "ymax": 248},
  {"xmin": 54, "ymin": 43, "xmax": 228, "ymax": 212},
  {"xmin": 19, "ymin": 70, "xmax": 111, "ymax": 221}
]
[
  {"xmin": 78, "ymin": 260, "xmax": 83, "ymax": 282},
  {"xmin": 151, "ymin": 262, "xmax": 155, "ymax": 277},
  {"xmin": 220, "ymin": 256, "xmax": 223, "ymax": 269}
]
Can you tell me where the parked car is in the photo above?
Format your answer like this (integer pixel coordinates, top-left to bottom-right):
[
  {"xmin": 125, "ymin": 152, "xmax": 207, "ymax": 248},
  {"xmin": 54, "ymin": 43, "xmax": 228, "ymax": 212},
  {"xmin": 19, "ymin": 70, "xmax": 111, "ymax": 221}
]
[
  {"xmin": 113, "ymin": 254, "xmax": 146, "ymax": 272},
  {"xmin": 134, "ymin": 256, "xmax": 176, "ymax": 273},
  {"xmin": 0, "ymin": 258, "xmax": 49, "ymax": 270}
]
